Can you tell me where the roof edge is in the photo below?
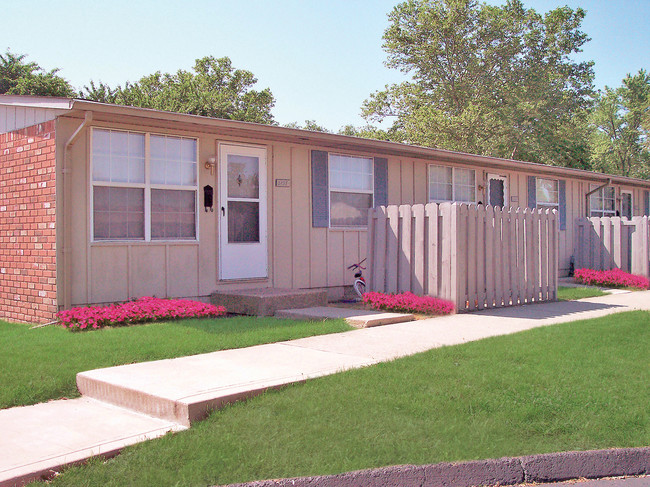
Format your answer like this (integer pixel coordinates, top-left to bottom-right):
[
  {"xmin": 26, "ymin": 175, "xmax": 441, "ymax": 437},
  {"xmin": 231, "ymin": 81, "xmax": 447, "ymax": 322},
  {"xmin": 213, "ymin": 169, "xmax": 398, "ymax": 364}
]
[{"xmin": 27, "ymin": 96, "xmax": 647, "ymax": 188}]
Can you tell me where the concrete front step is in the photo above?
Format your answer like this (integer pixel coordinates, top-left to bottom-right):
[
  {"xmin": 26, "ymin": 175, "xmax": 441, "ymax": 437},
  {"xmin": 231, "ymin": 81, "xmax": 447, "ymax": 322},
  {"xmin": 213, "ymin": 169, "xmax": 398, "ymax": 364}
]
[
  {"xmin": 210, "ymin": 288, "xmax": 327, "ymax": 316},
  {"xmin": 275, "ymin": 306, "xmax": 415, "ymax": 328}
]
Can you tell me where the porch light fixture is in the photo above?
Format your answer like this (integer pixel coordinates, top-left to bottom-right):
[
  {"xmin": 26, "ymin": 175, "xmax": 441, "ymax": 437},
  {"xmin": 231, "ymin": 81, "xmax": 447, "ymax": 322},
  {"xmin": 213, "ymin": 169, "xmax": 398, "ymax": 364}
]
[{"xmin": 205, "ymin": 156, "xmax": 217, "ymax": 175}]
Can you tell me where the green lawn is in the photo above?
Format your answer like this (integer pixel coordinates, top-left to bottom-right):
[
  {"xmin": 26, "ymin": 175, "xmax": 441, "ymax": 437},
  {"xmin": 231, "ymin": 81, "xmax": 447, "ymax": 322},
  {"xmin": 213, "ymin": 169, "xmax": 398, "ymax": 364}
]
[
  {"xmin": 41, "ymin": 310, "xmax": 650, "ymax": 487},
  {"xmin": 0, "ymin": 316, "xmax": 351, "ymax": 409},
  {"xmin": 557, "ymin": 285, "xmax": 607, "ymax": 301}
]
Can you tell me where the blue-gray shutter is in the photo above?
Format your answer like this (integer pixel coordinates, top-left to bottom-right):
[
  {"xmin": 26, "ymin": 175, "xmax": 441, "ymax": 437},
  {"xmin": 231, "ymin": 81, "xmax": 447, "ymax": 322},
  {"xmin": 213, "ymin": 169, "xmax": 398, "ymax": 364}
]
[
  {"xmin": 527, "ymin": 176, "xmax": 536, "ymax": 209},
  {"xmin": 373, "ymin": 157, "xmax": 388, "ymax": 207},
  {"xmin": 558, "ymin": 179, "xmax": 567, "ymax": 230},
  {"xmin": 311, "ymin": 150, "xmax": 329, "ymax": 228},
  {"xmin": 644, "ymin": 190, "xmax": 649, "ymax": 216}
]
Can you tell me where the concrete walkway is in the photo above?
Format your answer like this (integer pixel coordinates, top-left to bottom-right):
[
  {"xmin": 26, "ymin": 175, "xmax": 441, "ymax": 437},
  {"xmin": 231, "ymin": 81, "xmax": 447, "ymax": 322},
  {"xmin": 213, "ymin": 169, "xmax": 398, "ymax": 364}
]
[{"xmin": 2, "ymin": 291, "xmax": 650, "ymax": 486}]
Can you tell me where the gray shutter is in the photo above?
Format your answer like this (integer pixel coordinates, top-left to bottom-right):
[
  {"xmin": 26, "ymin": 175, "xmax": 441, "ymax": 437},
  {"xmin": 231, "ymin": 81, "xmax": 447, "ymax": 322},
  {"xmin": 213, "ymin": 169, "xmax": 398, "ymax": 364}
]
[
  {"xmin": 559, "ymin": 179, "xmax": 567, "ymax": 230},
  {"xmin": 527, "ymin": 176, "xmax": 536, "ymax": 209},
  {"xmin": 373, "ymin": 157, "xmax": 388, "ymax": 207},
  {"xmin": 311, "ymin": 150, "xmax": 329, "ymax": 228},
  {"xmin": 645, "ymin": 190, "xmax": 649, "ymax": 216}
]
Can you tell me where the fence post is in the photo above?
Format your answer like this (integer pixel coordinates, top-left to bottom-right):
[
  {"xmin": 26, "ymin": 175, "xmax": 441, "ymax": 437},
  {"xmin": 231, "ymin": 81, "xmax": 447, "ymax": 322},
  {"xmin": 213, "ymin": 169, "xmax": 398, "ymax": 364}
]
[
  {"xmin": 413, "ymin": 204, "xmax": 425, "ymax": 295},
  {"xmin": 366, "ymin": 207, "xmax": 376, "ymax": 291},
  {"xmin": 426, "ymin": 203, "xmax": 439, "ymax": 297}
]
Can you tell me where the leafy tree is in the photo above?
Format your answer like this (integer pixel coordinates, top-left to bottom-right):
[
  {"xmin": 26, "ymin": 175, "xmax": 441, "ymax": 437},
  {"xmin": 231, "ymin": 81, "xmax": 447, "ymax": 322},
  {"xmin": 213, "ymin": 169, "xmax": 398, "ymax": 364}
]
[
  {"xmin": 338, "ymin": 124, "xmax": 394, "ymax": 141},
  {"xmin": 284, "ymin": 120, "xmax": 331, "ymax": 132},
  {"xmin": 589, "ymin": 70, "xmax": 650, "ymax": 178},
  {"xmin": 81, "ymin": 56, "xmax": 275, "ymax": 124},
  {"xmin": 0, "ymin": 50, "xmax": 75, "ymax": 97},
  {"xmin": 362, "ymin": 0, "xmax": 594, "ymax": 167}
]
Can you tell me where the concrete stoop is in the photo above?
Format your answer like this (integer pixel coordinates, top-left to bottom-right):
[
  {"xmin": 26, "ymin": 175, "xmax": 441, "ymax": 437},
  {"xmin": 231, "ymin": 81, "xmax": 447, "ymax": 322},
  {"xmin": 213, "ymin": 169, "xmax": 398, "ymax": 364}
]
[
  {"xmin": 275, "ymin": 306, "xmax": 415, "ymax": 328},
  {"xmin": 210, "ymin": 288, "xmax": 327, "ymax": 316}
]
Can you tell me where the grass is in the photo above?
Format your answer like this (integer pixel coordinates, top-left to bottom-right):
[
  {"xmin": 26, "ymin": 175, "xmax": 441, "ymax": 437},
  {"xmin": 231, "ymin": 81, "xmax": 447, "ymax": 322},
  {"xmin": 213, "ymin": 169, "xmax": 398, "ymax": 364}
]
[
  {"xmin": 41, "ymin": 310, "xmax": 650, "ymax": 486},
  {"xmin": 557, "ymin": 285, "xmax": 607, "ymax": 301},
  {"xmin": 0, "ymin": 316, "xmax": 351, "ymax": 409}
]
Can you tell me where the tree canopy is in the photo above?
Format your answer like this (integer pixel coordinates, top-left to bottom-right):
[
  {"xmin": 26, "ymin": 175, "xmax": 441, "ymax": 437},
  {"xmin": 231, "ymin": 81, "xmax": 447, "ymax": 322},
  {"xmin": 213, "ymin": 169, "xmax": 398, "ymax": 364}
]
[
  {"xmin": 589, "ymin": 69, "xmax": 650, "ymax": 178},
  {"xmin": 81, "ymin": 56, "xmax": 276, "ymax": 124},
  {"xmin": 0, "ymin": 50, "xmax": 75, "ymax": 97},
  {"xmin": 362, "ymin": 0, "xmax": 595, "ymax": 168}
]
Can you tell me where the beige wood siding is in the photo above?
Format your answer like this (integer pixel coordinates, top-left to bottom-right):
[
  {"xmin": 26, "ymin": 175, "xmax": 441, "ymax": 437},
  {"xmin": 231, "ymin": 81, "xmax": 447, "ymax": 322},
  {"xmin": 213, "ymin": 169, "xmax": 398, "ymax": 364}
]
[{"xmin": 58, "ymin": 113, "xmax": 650, "ymax": 308}]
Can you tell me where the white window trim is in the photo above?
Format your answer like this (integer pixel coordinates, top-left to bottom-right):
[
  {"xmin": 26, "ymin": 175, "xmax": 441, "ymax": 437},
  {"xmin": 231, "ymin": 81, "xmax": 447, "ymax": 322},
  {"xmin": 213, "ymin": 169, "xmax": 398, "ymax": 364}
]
[
  {"xmin": 589, "ymin": 184, "xmax": 616, "ymax": 218},
  {"xmin": 427, "ymin": 164, "xmax": 477, "ymax": 204},
  {"xmin": 327, "ymin": 153, "xmax": 374, "ymax": 229},
  {"xmin": 90, "ymin": 127, "xmax": 200, "ymax": 243}
]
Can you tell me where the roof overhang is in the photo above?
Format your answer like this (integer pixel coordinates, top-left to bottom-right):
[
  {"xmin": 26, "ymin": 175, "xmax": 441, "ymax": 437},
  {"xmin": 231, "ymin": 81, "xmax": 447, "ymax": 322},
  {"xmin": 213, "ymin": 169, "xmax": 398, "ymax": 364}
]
[{"xmin": 3, "ymin": 95, "xmax": 649, "ymax": 189}]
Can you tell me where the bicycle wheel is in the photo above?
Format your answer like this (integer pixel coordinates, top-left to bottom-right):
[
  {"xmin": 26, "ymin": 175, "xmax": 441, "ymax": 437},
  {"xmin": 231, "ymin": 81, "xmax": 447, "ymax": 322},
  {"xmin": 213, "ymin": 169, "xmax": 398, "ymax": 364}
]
[{"xmin": 353, "ymin": 279, "xmax": 366, "ymax": 298}]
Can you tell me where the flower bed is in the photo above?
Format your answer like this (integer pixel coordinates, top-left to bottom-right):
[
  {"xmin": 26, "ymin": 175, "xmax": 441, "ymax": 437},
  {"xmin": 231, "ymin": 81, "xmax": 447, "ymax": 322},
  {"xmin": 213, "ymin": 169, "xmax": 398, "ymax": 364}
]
[
  {"xmin": 57, "ymin": 296, "xmax": 227, "ymax": 331},
  {"xmin": 574, "ymin": 268, "xmax": 650, "ymax": 290},
  {"xmin": 363, "ymin": 291, "xmax": 455, "ymax": 315}
]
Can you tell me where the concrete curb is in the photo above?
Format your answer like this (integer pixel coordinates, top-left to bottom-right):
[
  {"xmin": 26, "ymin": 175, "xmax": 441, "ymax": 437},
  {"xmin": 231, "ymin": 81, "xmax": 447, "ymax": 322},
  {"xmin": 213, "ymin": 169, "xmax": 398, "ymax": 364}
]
[{"xmin": 226, "ymin": 446, "xmax": 649, "ymax": 487}]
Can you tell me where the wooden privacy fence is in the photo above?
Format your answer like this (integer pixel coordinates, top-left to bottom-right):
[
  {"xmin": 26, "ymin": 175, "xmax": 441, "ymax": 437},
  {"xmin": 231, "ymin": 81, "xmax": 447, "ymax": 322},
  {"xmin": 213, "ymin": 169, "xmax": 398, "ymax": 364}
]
[
  {"xmin": 366, "ymin": 203, "xmax": 559, "ymax": 312},
  {"xmin": 574, "ymin": 216, "xmax": 650, "ymax": 277}
]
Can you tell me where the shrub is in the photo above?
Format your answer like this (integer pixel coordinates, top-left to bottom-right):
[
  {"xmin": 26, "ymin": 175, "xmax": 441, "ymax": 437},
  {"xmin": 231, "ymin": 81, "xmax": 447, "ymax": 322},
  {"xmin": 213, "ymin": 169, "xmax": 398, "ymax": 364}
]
[
  {"xmin": 363, "ymin": 291, "xmax": 455, "ymax": 315},
  {"xmin": 57, "ymin": 296, "xmax": 227, "ymax": 331},
  {"xmin": 574, "ymin": 268, "xmax": 650, "ymax": 290}
]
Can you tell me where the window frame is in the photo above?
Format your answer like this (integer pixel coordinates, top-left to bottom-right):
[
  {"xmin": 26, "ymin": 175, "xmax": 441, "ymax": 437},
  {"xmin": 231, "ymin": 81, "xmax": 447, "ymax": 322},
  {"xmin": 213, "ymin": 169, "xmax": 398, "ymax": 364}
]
[
  {"xmin": 620, "ymin": 189, "xmax": 633, "ymax": 219},
  {"xmin": 427, "ymin": 164, "xmax": 477, "ymax": 204},
  {"xmin": 90, "ymin": 127, "xmax": 199, "ymax": 243},
  {"xmin": 588, "ymin": 184, "xmax": 616, "ymax": 218},
  {"xmin": 327, "ymin": 152, "xmax": 374, "ymax": 229},
  {"xmin": 535, "ymin": 177, "xmax": 560, "ymax": 210}
]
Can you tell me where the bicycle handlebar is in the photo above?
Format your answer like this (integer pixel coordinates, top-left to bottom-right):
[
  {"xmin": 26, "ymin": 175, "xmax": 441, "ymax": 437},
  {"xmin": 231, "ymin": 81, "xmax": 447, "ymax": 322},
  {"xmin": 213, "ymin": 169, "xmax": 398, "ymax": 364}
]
[{"xmin": 347, "ymin": 258, "xmax": 367, "ymax": 270}]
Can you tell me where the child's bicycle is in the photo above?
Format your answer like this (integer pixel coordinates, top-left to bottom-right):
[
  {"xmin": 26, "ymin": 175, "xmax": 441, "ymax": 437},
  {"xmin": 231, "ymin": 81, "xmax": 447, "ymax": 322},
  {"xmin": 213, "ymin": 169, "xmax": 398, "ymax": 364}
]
[{"xmin": 347, "ymin": 259, "xmax": 367, "ymax": 298}]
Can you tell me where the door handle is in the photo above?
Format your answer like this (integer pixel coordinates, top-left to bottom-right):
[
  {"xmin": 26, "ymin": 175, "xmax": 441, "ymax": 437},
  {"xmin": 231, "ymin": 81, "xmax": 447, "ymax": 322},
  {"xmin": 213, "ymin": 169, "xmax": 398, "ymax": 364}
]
[{"xmin": 221, "ymin": 206, "xmax": 225, "ymax": 216}]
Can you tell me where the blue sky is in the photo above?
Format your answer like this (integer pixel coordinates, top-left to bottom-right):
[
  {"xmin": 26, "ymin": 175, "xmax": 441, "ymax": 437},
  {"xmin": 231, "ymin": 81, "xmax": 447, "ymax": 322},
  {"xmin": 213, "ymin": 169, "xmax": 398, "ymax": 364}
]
[{"xmin": 3, "ymin": 0, "xmax": 648, "ymax": 131}]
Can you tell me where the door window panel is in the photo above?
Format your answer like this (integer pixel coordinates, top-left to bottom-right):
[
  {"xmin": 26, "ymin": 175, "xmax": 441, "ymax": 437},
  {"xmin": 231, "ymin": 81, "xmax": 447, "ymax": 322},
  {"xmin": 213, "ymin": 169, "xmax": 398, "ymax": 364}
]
[
  {"xmin": 228, "ymin": 155, "xmax": 260, "ymax": 199},
  {"xmin": 228, "ymin": 201, "xmax": 260, "ymax": 243}
]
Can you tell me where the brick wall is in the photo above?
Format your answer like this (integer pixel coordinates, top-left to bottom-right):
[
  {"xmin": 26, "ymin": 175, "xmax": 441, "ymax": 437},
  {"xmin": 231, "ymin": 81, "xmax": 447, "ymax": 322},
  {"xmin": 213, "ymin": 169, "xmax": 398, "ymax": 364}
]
[{"xmin": 0, "ymin": 120, "xmax": 57, "ymax": 323}]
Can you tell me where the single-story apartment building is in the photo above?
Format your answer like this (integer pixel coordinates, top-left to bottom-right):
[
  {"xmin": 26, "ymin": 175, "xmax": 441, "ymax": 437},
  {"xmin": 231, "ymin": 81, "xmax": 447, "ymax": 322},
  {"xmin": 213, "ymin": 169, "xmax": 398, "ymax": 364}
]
[{"xmin": 1, "ymin": 94, "xmax": 650, "ymax": 323}]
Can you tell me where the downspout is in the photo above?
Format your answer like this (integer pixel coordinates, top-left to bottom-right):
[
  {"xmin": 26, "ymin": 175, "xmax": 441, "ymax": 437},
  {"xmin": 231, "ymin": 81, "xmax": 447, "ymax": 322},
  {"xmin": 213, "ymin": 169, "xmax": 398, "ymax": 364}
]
[
  {"xmin": 584, "ymin": 178, "xmax": 612, "ymax": 217},
  {"xmin": 61, "ymin": 111, "xmax": 92, "ymax": 310}
]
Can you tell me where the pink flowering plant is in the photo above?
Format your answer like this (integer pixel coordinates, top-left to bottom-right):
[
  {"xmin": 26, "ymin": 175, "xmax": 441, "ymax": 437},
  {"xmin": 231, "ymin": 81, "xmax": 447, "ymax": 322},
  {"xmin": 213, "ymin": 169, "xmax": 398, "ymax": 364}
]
[
  {"xmin": 57, "ymin": 296, "xmax": 226, "ymax": 331},
  {"xmin": 574, "ymin": 268, "xmax": 650, "ymax": 290},
  {"xmin": 363, "ymin": 291, "xmax": 455, "ymax": 315}
]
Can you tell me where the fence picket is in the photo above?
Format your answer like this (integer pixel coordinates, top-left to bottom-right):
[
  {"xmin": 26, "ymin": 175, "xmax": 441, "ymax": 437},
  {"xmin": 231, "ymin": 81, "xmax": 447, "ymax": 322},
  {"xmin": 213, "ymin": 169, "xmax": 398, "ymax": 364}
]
[
  {"xmin": 485, "ymin": 206, "xmax": 495, "ymax": 308},
  {"xmin": 539, "ymin": 210, "xmax": 549, "ymax": 301},
  {"xmin": 384, "ymin": 205, "xmax": 399, "ymax": 293},
  {"xmin": 426, "ymin": 203, "xmax": 439, "ymax": 297},
  {"xmin": 413, "ymin": 204, "xmax": 425, "ymax": 295}
]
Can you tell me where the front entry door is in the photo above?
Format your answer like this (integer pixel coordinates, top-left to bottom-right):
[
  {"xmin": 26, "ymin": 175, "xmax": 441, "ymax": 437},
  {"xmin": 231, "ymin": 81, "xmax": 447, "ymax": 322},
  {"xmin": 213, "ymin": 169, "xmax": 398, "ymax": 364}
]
[
  {"xmin": 219, "ymin": 144, "xmax": 267, "ymax": 280},
  {"xmin": 487, "ymin": 174, "xmax": 508, "ymax": 208}
]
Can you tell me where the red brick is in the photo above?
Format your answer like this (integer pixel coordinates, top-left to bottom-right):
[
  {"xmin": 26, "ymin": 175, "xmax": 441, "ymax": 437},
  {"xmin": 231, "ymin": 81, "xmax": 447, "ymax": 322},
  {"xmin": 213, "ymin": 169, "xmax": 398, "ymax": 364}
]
[{"xmin": 0, "ymin": 122, "xmax": 56, "ymax": 324}]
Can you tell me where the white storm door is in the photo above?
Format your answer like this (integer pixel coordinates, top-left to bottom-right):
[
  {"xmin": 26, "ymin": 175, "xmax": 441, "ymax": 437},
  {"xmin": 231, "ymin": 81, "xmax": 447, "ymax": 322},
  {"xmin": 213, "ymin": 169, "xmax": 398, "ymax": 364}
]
[
  {"xmin": 219, "ymin": 144, "xmax": 267, "ymax": 280},
  {"xmin": 487, "ymin": 174, "xmax": 508, "ymax": 208}
]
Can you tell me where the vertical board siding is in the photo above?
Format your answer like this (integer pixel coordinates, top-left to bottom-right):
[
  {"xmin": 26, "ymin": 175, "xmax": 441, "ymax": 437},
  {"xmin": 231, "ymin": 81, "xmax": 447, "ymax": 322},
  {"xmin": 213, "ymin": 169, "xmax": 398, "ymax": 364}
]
[
  {"xmin": 367, "ymin": 203, "xmax": 559, "ymax": 311},
  {"xmin": 574, "ymin": 216, "xmax": 650, "ymax": 277}
]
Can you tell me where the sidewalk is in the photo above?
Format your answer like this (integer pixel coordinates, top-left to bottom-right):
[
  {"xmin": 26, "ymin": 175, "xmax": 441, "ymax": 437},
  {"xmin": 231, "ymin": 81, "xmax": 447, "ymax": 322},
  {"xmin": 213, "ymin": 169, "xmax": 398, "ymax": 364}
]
[{"xmin": 2, "ymin": 291, "xmax": 650, "ymax": 486}]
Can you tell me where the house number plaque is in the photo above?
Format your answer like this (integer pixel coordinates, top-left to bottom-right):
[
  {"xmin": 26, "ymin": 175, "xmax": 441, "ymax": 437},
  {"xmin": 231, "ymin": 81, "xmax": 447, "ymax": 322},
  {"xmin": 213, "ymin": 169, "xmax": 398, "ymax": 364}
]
[{"xmin": 275, "ymin": 179, "xmax": 291, "ymax": 187}]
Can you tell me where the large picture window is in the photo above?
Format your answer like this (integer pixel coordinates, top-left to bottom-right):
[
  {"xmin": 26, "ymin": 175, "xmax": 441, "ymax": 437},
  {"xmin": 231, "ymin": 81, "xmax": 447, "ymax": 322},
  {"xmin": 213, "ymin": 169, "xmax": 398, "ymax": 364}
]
[
  {"xmin": 329, "ymin": 153, "xmax": 374, "ymax": 227},
  {"xmin": 428, "ymin": 165, "xmax": 476, "ymax": 203},
  {"xmin": 92, "ymin": 128, "xmax": 198, "ymax": 241},
  {"xmin": 589, "ymin": 185, "xmax": 615, "ymax": 217}
]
